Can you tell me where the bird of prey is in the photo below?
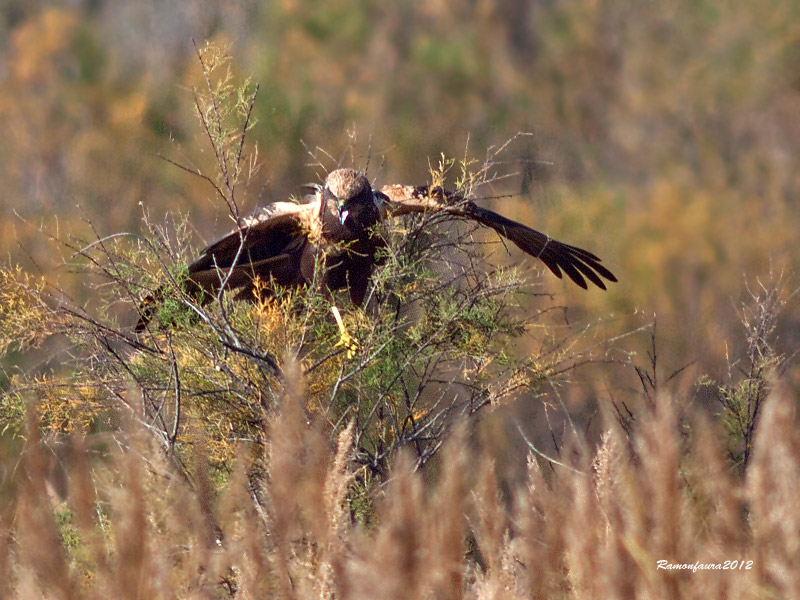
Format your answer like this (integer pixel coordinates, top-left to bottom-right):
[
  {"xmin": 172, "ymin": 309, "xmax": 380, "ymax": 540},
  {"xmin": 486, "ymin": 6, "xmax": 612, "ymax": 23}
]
[{"xmin": 136, "ymin": 168, "xmax": 615, "ymax": 330}]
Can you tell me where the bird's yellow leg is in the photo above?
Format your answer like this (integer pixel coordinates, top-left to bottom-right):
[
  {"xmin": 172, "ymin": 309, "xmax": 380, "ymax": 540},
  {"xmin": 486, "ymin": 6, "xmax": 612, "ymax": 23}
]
[{"xmin": 331, "ymin": 305, "xmax": 358, "ymax": 359}]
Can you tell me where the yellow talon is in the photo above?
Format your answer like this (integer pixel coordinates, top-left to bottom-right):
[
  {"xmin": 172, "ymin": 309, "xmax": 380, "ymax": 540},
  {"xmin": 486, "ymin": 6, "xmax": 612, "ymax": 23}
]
[{"xmin": 331, "ymin": 305, "xmax": 358, "ymax": 359}]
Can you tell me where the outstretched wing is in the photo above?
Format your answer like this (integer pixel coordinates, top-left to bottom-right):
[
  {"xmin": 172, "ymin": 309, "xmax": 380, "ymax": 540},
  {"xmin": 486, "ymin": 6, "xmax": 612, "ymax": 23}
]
[
  {"xmin": 378, "ymin": 184, "xmax": 617, "ymax": 290},
  {"xmin": 187, "ymin": 200, "xmax": 322, "ymax": 293},
  {"xmin": 136, "ymin": 200, "xmax": 322, "ymax": 332}
]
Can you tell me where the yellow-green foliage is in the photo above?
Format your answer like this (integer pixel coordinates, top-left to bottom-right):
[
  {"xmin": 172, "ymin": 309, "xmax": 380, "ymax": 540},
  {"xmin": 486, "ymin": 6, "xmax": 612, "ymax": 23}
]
[
  {"xmin": 0, "ymin": 266, "xmax": 54, "ymax": 356},
  {"xmin": 0, "ymin": 137, "xmax": 560, "ymax": 484}
]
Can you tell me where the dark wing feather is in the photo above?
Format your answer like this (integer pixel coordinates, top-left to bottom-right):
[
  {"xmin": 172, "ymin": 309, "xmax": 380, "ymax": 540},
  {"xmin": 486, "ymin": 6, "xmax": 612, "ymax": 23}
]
[
  {"xmin": 136, "ymin": 202, "xmax": 318, "ymax": 332},
  {"xmin": 465, "ymin": 204, "xmax": 616, "ymax": 289},
  {"xmin": 189, "ymin": 247, "xmax": 303, "ymax": 293},
  {"xmin": 191, "ymin": 203, "xmax": 314, "ymax": 272},
  {"xmin": 379, "ymin": 184, "xmax": 616, "ymax": 290},
  {"xmin": 188, "ymin": 203, "xmax": 319, "ymax": 293}
]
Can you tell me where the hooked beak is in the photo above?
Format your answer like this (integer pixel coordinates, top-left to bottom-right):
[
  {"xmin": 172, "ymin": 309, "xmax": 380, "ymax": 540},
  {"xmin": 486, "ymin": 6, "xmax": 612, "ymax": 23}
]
[{"xmin": 338, "ymin": 206, "xmax": 349, "ymax": 225}]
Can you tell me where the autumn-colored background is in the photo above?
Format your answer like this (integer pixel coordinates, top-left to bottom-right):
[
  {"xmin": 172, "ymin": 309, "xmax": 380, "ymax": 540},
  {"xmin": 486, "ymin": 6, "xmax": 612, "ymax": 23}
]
[
  {"xmin": 4, "ymin": 2, "xmax": 800, "ymax": 596},
  {"xmin": 3, "ymin": 0, "xmax": 800, "ymax": 398}
]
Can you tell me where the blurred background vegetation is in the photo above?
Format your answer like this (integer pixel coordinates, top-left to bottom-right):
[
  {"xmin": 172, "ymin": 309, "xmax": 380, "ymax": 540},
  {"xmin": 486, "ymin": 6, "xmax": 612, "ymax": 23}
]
[
  {"xmin": 2, "ymin": 0, "xmax": 800, "ymax": 416},
  {"xmin": 3, "ymin": 4, "xmax": 800, "ymax": 593}
]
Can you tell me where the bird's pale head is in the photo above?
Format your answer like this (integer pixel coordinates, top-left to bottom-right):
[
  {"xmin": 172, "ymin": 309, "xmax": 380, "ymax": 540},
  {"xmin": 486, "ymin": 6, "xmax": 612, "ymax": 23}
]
[
  {"xmin": 325, "ymin": 169, "xmax": 371, "ymax": 203},
  {"xmin": 325, "ymin": 169, "xmax": 373, "ymax": 225}
]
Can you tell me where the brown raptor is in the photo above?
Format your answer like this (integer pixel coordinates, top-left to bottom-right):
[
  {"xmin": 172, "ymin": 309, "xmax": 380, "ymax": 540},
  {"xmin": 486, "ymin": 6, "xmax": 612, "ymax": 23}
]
[{"xmin": 136, "ymin": 168, "xmax": 615, "ymax": 330}]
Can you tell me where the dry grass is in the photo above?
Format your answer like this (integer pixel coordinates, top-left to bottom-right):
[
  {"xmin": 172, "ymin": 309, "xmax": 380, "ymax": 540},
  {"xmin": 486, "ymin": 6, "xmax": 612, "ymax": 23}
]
[
  {"xmin": 2, "ymin": 368, "xmax": 798, "ymax": 599},
  {"xmin": 3, "ymin": 4, "xmax": 800, "ymax": 597}
]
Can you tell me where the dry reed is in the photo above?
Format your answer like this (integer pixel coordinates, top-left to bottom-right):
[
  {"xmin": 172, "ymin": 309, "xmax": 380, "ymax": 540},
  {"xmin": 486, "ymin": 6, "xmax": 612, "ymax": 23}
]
[{"xmin": 2, "ymin": 375, "xmax": 798, "ymax": 599}]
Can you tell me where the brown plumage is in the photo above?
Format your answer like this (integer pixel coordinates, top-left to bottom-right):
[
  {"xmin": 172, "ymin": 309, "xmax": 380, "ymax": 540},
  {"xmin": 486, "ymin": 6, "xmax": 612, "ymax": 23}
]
[
  {"xmin": 378, "ymin": 183, "xmax": 617, "ymax": 290},
  {"xmin": 135, "ymin": 168, "xmax": 615, "ymax": 331},
  {"xmin": 185, "ymin": 169, "xmax": 383, "ymax": 305}
]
